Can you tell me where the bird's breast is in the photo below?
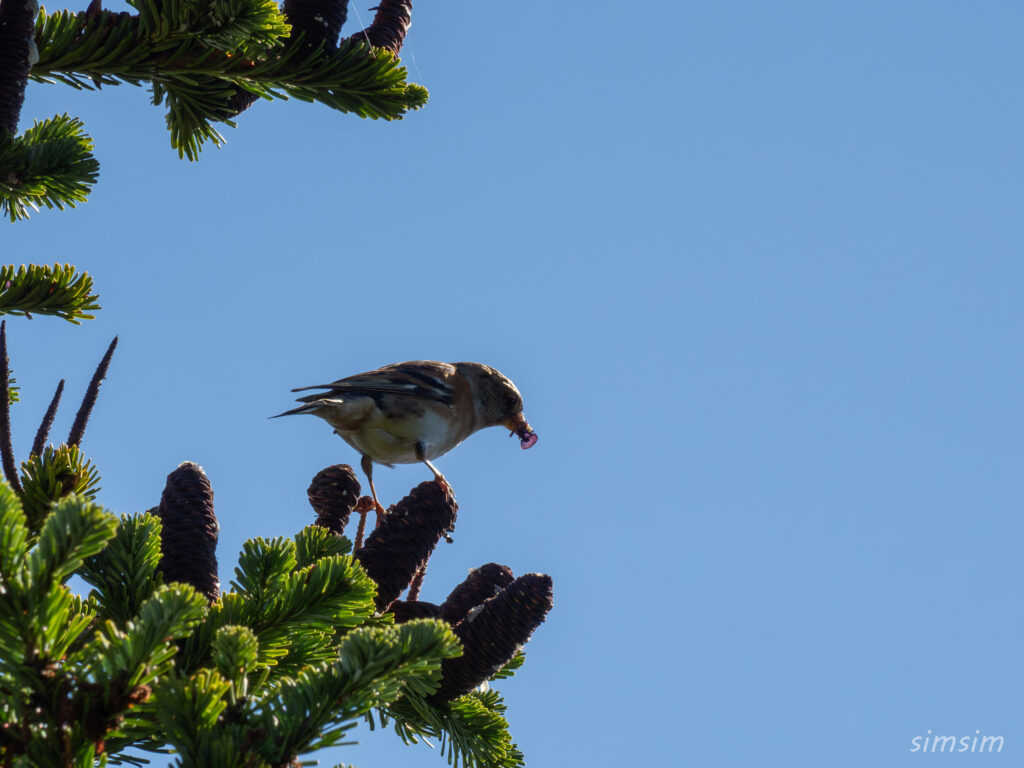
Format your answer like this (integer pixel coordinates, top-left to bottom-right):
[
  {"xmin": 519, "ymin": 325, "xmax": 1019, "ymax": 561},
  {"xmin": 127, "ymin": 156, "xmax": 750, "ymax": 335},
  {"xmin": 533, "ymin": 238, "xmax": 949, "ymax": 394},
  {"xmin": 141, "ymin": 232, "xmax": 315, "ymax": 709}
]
[{"xmin": 335, "ymin": 408, "xmax": 468, "ymax": 465}]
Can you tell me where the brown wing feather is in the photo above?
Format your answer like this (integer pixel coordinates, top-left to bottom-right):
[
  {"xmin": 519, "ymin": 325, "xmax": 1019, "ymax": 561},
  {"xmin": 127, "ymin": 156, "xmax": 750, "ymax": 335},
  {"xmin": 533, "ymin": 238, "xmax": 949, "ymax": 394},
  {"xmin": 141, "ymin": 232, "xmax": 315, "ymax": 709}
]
[{"xmin": 291, "ymin": 361, "xmax": 457, "ymax": 405}]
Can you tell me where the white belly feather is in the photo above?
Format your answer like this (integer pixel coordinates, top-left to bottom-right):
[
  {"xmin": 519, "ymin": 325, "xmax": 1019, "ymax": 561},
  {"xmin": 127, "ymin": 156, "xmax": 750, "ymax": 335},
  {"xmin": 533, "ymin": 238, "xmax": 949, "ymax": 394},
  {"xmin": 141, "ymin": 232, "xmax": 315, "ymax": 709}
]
[{"xmin": 333, "ymin": 409, "xmax": 463, "ymax": 466}]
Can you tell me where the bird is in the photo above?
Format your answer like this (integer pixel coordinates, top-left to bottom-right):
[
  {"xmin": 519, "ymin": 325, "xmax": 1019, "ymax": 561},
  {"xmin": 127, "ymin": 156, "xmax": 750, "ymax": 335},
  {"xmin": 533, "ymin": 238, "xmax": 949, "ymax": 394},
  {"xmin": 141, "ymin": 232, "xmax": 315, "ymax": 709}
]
[{"xmin": 273, "ymin": 361, "xmax": 538, "ymax": 517}]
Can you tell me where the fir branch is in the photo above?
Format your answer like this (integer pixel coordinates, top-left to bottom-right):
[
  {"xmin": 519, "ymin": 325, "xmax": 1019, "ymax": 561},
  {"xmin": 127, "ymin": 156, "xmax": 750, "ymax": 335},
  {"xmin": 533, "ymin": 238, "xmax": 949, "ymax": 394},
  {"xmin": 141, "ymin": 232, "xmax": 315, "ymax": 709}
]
[
  {"xmin": 0, "ymin": 116, "xmax": 100, "ymax": 221},
  {"xmin": 0, "ymin": 481, "xmax": 27, "ymax": 580},
  {"xmin": 26, "ymin": 495, "xmax": 118, "ymax": 597},
  {"xmin": 19, "ymin": 444, "xmax": 101, "ymax": 532},
  {"xmin": 294, "ymin": 523, "xmax": 352, "ymax": 570},
  {"xmin": 67, "ymin": 335, "xmax": 117, "ymax": 447},
  {"xmin": 31, "ymin": 11, "xmax": 427, "ymax": 159},
  {"xmin": 31, "ymin": 379, "xmax": 64, "ymax": 457},
  {"xmin": 79, "ymin": 512, "xmax": 164, "ymax": 626},
  {"xmin": 252, "ymin": 620, "xmax": 461, "ymax": 766},
  {"xmin": 490, "ymin": 650, "xmax": 525, "ymax": 681},
  {"xmin": 0, "ymin": 264, "xmax": 100, "ymax": 322},
  {"xmin": 386, "ymin": 689, "xmax": 525, "ymax": 768},
  {"xmin": 0, "ymin": 321, "xmax": 22, "ymax": 493}
]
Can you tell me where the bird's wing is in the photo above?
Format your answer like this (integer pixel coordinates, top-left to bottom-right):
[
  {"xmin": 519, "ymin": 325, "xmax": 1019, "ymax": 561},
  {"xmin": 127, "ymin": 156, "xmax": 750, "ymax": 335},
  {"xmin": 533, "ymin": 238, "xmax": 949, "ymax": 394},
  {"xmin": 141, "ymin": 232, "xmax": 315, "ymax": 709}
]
[{"xmin": 291, "ymin": 361, "xmax": 457, "ymax": 405}]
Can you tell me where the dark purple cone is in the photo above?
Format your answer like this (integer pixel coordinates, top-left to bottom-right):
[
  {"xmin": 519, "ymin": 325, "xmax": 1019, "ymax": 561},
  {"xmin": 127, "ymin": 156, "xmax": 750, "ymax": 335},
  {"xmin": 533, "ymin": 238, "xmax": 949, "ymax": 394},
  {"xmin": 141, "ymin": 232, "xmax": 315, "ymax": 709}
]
[
  {"xmin": 432, "ymin": 574, "xmax": 553, "ymax": 702},
  {"xmin": 355, "ymin": 481, "xmax": 457, "ymax": 611},
  {"xmin": 307, "ymin": 464, "xmax": 361, "ymax": 535},
  {"xmin": 345, "ymin": 0, "xmax": 412, "ymax": 54},
  {"xmin": 440, "ymin": 563, "xmax": 515, "ymax": 625},
  {"xmin": 0, "ymin": 0, "xmax": 35, "ymax": 135},
  {"xmin": 284, "ymin": 0, "xmax": 349, "ymax": 53},
  {"xmin": 157, "ymin": 462, "xmax": 220, "ymax": 602},
  {"xmin": 390, "ymin": 600, "xmax": 443, "ymax": 623}
]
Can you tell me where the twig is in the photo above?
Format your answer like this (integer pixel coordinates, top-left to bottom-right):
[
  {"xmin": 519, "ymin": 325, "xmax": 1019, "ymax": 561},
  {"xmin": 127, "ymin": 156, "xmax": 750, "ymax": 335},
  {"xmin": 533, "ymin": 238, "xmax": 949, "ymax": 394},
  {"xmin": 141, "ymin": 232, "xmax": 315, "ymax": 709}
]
[
  {"xmin": 31, "ymin": 380, "xmax": 64, "ymax": 457},
  {"xmin": 68, "ymin": 336, "xmax": 118, "ymax": 447},
  {"xmin": 353, "ymin": 495, "xmax": 373, "ymax": 550},
  {"xmin": 406, "ymin": 565, "xmax": 426, "ymax": 601},
  {"xmin": 0, "ymin": 322, "xmax": 22, "ymax": 492}
]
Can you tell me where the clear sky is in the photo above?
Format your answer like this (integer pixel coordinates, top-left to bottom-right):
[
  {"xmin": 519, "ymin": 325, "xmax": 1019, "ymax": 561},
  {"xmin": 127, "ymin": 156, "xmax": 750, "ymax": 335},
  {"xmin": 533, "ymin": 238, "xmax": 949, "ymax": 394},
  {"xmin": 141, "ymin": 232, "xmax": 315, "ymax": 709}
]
[{"xmin": 5, "ymin": 1, "xmax": 1023, "ymax": 766}]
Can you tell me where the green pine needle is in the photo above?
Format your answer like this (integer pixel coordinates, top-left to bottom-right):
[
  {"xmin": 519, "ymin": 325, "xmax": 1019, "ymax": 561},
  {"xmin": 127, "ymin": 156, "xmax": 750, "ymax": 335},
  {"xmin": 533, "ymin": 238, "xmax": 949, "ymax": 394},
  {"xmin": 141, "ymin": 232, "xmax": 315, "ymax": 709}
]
[
  {"xmin": 0, "ymin": 263, "xmax": 100, "ymax": 323},
  {"xmin": 0, "ymin": 116, "xmax": 100, "ymax": 221},
  {"xmin": 19, "ymin": 444, "xmax": 101, "ymax": 534},
  {"xmin": 31, "ymin": 9, "xmax": 429, "ymax": 160}
]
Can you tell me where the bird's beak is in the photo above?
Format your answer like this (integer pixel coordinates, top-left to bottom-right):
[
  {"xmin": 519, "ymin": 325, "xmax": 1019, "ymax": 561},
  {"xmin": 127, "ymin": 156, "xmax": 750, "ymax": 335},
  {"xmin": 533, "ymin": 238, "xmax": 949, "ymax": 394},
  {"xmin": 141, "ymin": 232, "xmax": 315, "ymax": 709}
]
[{"xmin": 503, "ymin": 412, "xmax": 538, "ymax": 449}]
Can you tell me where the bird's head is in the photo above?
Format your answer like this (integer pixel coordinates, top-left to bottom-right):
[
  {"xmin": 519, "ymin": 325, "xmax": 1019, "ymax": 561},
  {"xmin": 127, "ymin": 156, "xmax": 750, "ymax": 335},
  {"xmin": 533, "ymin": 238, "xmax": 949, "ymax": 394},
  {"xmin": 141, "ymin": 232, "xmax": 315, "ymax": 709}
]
[{"xmin": 456, "ymin": 362, "xmax": 538, "ymax": 449}]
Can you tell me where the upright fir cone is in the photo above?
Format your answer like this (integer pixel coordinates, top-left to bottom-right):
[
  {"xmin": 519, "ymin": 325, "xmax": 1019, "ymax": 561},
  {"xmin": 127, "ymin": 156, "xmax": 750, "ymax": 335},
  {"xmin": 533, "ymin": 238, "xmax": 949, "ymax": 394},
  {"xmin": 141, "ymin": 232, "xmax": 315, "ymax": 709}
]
[
  {"xmin": 307, "ymin": 464, "xmax": 361, "ymax": 535},
  {"xmin": 156, "ymin": 462, "xmax": 220, "ymax": 602},
  {"xmin": 432, "ymin": 573, "xmax": 554, "ymax": 702},
  {"xmin": 0, "ymin": 0, "xmax": 36, "ymax": 135},
  {"xmin": 355, "ymin": 480, "xmax": 457, "ymax": 611},
  {"xmin": 283, "ymin": 0, "xmax": 349, "ymax": 53},
  {"xmin": 390, "ymin": 600, "xmax": 443, "ymax": 623},
  {"xmin": 346, "ymin": 0, "xmax": 412, "ymax": 54},
  {"xmin": 440, "ymin": 563, "xmax": 515, "ymax": 625}
]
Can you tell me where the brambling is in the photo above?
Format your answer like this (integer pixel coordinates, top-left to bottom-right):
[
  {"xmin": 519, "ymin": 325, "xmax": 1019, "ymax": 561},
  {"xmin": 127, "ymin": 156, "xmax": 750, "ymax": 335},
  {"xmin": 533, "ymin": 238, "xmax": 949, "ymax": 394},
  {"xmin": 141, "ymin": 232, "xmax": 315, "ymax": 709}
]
[{"xmin": 274, "ymin": 361, "xmax": 538, "ymax": 515}]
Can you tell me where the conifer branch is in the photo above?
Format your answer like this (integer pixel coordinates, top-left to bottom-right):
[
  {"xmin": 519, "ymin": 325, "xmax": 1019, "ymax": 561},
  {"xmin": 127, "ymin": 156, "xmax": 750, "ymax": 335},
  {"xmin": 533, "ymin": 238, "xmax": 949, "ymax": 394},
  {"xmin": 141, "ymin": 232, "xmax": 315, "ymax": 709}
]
[
  {"xmin": 67, "ymin": 335, "xmax": 116, "ymax": 447},
  {"xmin": 19, "ymin": 444, "xmax": 101, "ymax": 531},
  {"xmin": 31, "ymin": 378, "xmax": 64, "ymax": 457},
  {"xmin": 30, "ymin": 8, "xmax": 428, "ymax": 160},
  {"xmin": 0, "ymin": 264, "xmax": 100, "ymax": 322}
]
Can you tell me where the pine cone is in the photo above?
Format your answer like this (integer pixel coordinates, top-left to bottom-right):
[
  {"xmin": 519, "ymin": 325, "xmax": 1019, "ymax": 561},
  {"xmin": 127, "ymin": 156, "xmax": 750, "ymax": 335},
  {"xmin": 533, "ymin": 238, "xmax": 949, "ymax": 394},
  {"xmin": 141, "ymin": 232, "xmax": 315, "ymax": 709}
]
[
  {"xmin": 307, "ymin": 464, "xmax": 361, "ymax": 535},
  {"xmin": 440, "ymin": 563, "xmax": 515, "ymax": 625},
  {"xmin": 432, "ymin": 574, "xmax": 553, "ymax": 702},
  {"xmin": 156, "ymin": 462, "xmax": 220, "ymax": 602},
  {"xmin": 390, "ymin": 600, "xmax": 443, "ymax": 623},
  {"xmin": 354, "ymin": 480, "xmax": 457, "ymax": 611}
]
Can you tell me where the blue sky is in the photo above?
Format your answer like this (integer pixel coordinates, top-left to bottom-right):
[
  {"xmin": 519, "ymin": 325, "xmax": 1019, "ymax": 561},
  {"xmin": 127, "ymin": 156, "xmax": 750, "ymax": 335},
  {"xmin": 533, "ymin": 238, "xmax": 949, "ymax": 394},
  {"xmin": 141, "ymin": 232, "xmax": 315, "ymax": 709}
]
[{"xmin": 5, "ymin": 1, "xmax": 1024, "ymax": 766}]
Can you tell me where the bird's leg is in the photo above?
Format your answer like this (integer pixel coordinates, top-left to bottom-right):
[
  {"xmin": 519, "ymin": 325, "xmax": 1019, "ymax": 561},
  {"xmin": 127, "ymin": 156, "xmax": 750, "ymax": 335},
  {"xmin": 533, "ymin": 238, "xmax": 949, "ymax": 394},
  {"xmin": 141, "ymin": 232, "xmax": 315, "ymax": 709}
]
[
  {"xmin": 415, "ymin": 442, "xmax": 451, "ymax": 493},
  {"xmin": 361, "ymin": 454, "xmax": 387, "ymax": 526}
]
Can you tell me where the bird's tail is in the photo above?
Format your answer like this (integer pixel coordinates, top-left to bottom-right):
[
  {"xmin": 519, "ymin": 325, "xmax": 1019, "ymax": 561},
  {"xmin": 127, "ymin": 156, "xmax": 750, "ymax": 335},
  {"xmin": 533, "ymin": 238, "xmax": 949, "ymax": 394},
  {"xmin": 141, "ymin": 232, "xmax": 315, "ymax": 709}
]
[{"xmin": 270, "ymin": 402, "xmax": 324, "ymax": 419}]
